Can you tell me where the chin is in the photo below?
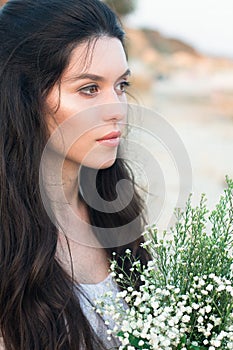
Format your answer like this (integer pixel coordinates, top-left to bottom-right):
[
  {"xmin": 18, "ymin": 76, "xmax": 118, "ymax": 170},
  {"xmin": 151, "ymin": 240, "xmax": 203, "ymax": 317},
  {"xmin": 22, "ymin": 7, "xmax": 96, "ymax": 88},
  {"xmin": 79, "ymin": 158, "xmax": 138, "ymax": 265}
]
[
  {"xmin": 88, "ymin": 155, "xmax": 117, "ymax": 169},
  {"xmin": 86, "ymin": 149, "xmax": 118, "ymax": 169},
  {"xmin": 98, "ymin": 157, "xmax": 116, "ymax": 169}
]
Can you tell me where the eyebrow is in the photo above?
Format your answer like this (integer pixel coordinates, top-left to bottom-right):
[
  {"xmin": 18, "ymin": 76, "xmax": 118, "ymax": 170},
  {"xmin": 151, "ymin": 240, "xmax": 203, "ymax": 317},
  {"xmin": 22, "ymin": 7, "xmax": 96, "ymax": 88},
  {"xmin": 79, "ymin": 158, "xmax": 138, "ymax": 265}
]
[{"xmin": 64, "ymin": 68, "xmax": 131, "ymax": 83}]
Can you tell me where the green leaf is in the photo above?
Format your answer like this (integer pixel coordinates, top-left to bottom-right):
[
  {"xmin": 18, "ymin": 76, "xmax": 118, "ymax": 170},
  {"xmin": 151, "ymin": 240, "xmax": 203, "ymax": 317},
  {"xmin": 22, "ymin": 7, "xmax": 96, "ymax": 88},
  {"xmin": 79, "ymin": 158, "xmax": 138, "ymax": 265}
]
[
  {"xmin": 189, "ymin": 345, "xmax": 206, "ymax": 350},
  {"xmin": 117, "ymin": 331, "xmax": 151, "ymax": 349}
]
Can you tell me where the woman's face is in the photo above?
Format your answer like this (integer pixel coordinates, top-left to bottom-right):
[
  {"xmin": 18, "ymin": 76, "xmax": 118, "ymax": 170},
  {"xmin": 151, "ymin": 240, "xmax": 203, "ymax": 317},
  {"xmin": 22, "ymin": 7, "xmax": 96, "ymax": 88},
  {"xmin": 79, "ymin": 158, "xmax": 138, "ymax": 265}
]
[{"xmin": 45, "ymin": 37, "xmax": 129, "ymax": 169}]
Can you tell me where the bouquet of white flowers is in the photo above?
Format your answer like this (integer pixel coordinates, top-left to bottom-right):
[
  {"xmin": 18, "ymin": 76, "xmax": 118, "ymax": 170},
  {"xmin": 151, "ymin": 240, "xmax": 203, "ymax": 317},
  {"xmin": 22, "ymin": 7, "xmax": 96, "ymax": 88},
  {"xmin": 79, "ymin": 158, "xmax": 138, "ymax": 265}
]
[{"xmin": 96, "ymin": 177, "xmax": 233, "ymax": 350}]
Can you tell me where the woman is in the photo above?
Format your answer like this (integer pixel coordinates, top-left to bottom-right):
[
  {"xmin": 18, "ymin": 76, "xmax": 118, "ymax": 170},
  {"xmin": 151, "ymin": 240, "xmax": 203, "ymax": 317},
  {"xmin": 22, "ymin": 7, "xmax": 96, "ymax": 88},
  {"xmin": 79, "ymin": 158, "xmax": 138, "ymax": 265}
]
[{"xmin": 0, "ymin": 0, "xmax": 150, "ymax": 349}]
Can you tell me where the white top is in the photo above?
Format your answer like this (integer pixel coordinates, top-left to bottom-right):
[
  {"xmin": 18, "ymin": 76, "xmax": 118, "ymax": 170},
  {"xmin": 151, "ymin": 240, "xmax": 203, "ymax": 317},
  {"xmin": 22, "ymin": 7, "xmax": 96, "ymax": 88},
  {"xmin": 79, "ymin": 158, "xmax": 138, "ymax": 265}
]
[
  {"xmin": 0, "ymin": 276, "xmax": 121, "ymax": 350},
  {"xmin": 78, "ymin": 274, "xmax": 120, "ymax": 349}
]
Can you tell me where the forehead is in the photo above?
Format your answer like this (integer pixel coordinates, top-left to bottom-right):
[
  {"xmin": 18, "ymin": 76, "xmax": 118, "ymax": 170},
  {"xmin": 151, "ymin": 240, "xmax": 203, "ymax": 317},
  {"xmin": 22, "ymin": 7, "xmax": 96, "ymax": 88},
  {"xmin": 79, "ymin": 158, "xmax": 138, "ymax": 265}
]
[{"xmin": 62, "ymin": 37, "xmax": 128, "ymax": 80}]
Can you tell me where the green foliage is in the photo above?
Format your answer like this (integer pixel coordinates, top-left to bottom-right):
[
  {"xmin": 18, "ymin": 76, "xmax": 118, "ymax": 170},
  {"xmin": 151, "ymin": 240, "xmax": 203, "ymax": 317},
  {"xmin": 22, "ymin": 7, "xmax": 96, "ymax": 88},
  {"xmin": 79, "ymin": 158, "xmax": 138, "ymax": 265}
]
[
  {"xmin": 103, "ymin": 0, "xmax": 137, "ymax": 17},
  {"xmin": 144, "ymin": 176, "xmax": 233, "ymax": 294},
  {"xmin": 107, "ymin": 176, "xmax": 233, "ymax": 349},
  {"xmin": 118, "ymin": 331, "xmax": 151, "ymax": 349}
]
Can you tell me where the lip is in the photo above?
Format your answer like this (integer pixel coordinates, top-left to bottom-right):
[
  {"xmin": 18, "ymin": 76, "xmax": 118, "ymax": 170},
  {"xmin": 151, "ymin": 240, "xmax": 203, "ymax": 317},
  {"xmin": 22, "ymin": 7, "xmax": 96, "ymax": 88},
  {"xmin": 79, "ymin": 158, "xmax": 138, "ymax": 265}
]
[
  {"xmin": 97, "ymin": 130, "xmax": 121, "ymax": 147},
  {"xmin": 97, "ymin": 130, "xmax": 121, "ymax": 141}
]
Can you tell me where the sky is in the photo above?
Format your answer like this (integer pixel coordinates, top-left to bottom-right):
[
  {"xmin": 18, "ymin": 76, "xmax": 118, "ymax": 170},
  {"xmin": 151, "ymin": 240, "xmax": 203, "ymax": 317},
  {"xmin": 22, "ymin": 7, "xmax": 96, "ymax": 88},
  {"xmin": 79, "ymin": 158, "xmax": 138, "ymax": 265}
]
[{"xmin": 126, "ymin": 0, "xmax": 233, "ymax": 59}]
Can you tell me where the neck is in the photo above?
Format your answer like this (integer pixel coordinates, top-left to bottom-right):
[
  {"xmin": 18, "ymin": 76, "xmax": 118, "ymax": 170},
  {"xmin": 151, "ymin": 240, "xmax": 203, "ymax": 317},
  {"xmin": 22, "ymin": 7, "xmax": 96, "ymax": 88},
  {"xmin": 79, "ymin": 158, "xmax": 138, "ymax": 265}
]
[
  {"xmin": 41, "ymin": 150, "xmax": 109, "ymax": 282},
  {"xmin": 41, "ymin": 150, "xmax": 98, "ymax": 245},
  {"xmin": 61, "ymin": 159, "xmax": 80, "ymax": 207},
  {"xmin": 41, "ymin": 149, "xmax": 80, "ymax": 207}
]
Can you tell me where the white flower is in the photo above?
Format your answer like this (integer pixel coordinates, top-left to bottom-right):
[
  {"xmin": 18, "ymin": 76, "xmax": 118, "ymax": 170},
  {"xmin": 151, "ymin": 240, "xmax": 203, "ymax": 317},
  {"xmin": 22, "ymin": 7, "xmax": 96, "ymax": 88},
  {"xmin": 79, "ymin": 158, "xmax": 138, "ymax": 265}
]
[
  {"xmin": 185, "ymin": 306, "xmax": 192, "ymax": 314},
  {"xmin": 199, "ymin": 307, "xmax": 205, "ymax": 315},
  {"xmin": 210, "ymin": 339, "xmax": 221, "ymax": 347},
  {"xmin": 157, "ymin": 314, "xmax": 166, "ymax": 322},
  {"xmin": 149, "ymin": 284, "xmax": 155, "ymax": 290},
  {"xmin": 147, "ymin": 260, "xmax": 155, "ymax": 268},
  {"xmin": 118, "ymin": 290, "xmax": 127, "ymax": 298},
  {"xmin": 182, "ymin": 315, "xmax": 190, "ymax": 323},
  {"xmin": 191, "ymin": 341, "xmax": 199, "ymax": 347},
  {"xmin": 166, "ymin": 330, "xmax": 179, "ymax": 340},
  {"xmin": 192, "ymin": 303, "xmax": 200, "ymax": 310},
  {"xmin": 226, "ymin": 285, "xmax": 233, "ymax": 293},
  {"xmin": 120, "ymin": 338, "xmax": 129, "ymax": 346},
  {"xmin": 206, "ymin": 323, "xmax": 213, "ymax": 330},
  {"xmin": 201, "ymin": 289, "xmax": 208, "ymax": 295},
  {"xmin": 136, "ymin": 319, "xmax": 143, "ymax": 328},
  {"xmin": 217, "ymin": 284, "xmax": 225, "ymax": 292},
  {"xmin": 206, "ymin": 284, "xmax": 214, "ymax": 291},
  {"xmin": 132, "ymin": 329, "xmax": 140, "ymax": 337},
  {"xmin": 142, "ymin": 292, "xmax": 150, "ymax": 301},
  {"xmin": 134, "ymin": 296, "xmax": 142, "ymax": 306},
  {"xmin": 198, "ymin": 279, "xmax": 206, "ymax": 287},
  {"xmin": 151, "ymin": 301, "xmax": 160, "ymax": 310},
  {"xmin": 205, "ymin": 305, "xmax": 212, "ymax": 313},
  {"xmin": 167, "ymin": 319, "xmax": 175, "ymax": 327},
  {"xmin": 162, "ymin": 289, "xmax": 170, "ymax": 296},
  {"xmin": 161, "ymin": 338, "xmax": 170, "ymax": 347},
  {"xmin": 218, "ymin": 330, "xmax": 227, "ymax": 340},
  {"xmin": 122, "ymin": 321, "xmax": 131, "ymax": 333}
]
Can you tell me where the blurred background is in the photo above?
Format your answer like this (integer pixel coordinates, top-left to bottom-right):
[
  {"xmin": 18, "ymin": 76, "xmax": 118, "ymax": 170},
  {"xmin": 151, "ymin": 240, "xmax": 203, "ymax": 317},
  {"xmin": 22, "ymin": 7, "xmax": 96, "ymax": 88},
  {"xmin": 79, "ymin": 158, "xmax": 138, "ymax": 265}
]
[
  {"xmin": 104, "ymin": 0, "xmax": 233, "ymax": 227},
  {"xmin": 1, "ymin": 0, "xmax": 232, "ymax": 228}
]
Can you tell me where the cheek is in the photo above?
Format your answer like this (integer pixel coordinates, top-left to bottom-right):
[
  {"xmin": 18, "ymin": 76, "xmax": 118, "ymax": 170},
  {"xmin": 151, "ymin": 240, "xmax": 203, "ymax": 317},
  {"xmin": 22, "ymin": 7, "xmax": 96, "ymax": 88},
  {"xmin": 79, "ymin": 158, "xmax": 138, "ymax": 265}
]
[{"xmin": 45, "ymin": 90, "xmax": 80, "ymax": 129}]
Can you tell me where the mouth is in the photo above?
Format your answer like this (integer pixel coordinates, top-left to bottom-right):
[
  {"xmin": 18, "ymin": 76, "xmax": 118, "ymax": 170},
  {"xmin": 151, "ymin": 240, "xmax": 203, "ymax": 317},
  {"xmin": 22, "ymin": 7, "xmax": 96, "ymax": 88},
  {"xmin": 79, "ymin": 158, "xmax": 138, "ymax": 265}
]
[{"xmin": 97, "ymin": 130, "xmax": 121, "ymax": 147}]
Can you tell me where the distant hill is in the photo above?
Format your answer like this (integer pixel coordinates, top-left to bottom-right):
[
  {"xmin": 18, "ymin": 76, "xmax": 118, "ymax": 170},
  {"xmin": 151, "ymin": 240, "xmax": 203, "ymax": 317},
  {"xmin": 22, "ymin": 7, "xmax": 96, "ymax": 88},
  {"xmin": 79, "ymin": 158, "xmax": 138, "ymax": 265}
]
[
  {"xmin": 124, "ymin": 26, "xmax": 233, "ymax": 107},
  {"xmin": 125, "ymin": 27, "xmax": 199, "ymax": 60},
  {"xmin": 140, "ymin": 28, "xmax": 198, "ymax": 55}
]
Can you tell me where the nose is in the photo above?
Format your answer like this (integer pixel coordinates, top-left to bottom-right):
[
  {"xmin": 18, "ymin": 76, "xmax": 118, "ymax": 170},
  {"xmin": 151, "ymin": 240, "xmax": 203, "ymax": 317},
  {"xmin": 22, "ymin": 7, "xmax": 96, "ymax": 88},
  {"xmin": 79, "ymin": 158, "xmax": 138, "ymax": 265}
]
[{"xmin": 101, "ymin": 90, "xmax": 127, "ymax": 122}]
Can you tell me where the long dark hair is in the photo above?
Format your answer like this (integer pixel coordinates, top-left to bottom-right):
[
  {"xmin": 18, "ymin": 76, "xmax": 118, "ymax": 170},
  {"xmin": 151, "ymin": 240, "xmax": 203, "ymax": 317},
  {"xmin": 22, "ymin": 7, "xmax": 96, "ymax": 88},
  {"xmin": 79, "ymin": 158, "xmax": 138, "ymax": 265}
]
[{"xmin": 0, "ymin": 0, "xmax": 150, "ymax": 349}]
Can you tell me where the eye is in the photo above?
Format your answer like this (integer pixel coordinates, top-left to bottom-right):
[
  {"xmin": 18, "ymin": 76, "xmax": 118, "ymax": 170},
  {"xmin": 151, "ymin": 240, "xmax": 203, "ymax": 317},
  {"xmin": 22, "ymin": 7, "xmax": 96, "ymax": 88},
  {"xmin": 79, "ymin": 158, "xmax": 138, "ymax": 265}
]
[
  {"xmin": 115, "ymin": 81, "xmax": 131, "ymax": 95},
  {"xmin": 78, "ymin": 84, "xmax": 99, "ymax": 96}
]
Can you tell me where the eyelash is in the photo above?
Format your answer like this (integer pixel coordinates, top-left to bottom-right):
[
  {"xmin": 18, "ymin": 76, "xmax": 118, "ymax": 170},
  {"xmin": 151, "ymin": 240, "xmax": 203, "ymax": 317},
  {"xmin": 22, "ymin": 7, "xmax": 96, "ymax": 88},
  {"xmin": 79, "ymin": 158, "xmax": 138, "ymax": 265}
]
[{"xmin": 78, "ymin": 81, "xmax": 131, "ymax": 97}]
